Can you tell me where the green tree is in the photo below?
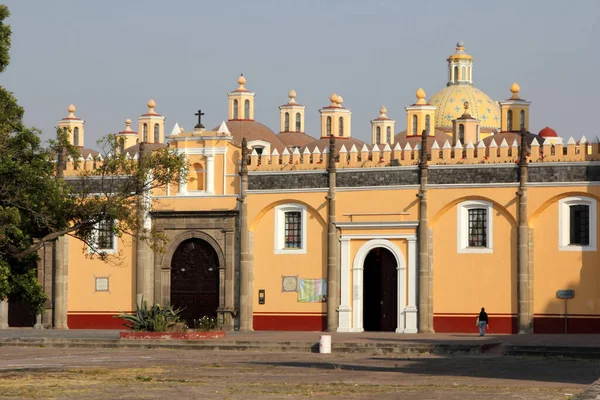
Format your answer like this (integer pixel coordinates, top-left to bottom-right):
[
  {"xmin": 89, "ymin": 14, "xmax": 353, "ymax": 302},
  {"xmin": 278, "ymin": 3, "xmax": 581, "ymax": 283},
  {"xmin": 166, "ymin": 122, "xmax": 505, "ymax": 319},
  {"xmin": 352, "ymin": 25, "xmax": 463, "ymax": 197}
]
[{"xmin": 0, "ymin": 5, "xmax": 186, "ymax": 315}]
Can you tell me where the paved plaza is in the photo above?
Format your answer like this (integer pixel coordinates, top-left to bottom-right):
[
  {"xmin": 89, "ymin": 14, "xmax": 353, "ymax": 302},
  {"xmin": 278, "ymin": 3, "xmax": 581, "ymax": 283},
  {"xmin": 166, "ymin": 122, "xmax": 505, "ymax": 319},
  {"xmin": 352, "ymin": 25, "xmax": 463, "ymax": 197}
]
[{"xmin": 0, "ymin": 345, "xmax": 599, "ymax": 399}]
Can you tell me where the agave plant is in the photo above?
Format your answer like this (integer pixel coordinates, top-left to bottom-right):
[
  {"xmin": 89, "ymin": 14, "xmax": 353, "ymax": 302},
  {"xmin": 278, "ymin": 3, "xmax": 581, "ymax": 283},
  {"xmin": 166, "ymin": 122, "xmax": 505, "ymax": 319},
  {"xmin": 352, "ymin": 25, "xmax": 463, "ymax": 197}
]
[{"xmin": 115, "ymin": 298, "xmax": 183, "ymax": 332}]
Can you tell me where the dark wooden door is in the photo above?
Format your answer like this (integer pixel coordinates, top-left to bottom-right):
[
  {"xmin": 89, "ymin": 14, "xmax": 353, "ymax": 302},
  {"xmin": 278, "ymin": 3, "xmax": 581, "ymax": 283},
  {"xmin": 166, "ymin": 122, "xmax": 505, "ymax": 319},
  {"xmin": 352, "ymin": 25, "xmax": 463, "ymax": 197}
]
[
  {"xmin": 363, "ymin": 248, "xmax": 397, "ymax": 332},
  {"xmin": 170, "ymin": 238, "xmax": 219, "ymax": 325}
]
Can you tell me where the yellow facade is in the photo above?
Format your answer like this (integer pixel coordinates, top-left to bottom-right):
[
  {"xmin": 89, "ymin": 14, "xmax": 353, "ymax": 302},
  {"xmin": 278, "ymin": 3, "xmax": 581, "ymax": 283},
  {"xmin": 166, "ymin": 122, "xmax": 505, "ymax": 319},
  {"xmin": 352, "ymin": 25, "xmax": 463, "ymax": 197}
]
[{"xmin": 25, "ymin": 42, "xmax": 600, "ymax": 336}]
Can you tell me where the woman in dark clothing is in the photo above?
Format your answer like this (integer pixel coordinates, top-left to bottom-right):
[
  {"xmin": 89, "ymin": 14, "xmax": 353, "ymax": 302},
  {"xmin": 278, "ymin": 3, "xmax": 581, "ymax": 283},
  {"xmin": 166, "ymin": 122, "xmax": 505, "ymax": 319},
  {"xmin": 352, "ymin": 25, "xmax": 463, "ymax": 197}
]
[{"xmin": 478, "ymin": 307, "xmax": 489, "ymax": 336}]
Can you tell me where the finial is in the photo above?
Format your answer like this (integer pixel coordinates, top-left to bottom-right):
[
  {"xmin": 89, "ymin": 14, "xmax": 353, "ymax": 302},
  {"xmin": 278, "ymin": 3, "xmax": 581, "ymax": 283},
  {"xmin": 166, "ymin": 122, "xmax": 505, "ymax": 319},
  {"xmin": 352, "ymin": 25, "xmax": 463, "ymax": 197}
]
[
  {"xmin": 337, "ymin": 95, "xmax": 343, "ymax": 105},
  {"xmin": 123, "ymin": 119, "xmax": 133, "ymax": 132},
  {"xmin": 456, "ymin": 41, "xmax": 465, "ymax": 49},
  {"xmin": 237, "ymin": 74, "xmax": 246, "ymax": 90},
  {"xmin": 67, "ymin": 104, "xmax": 76, "ymax": 119},
  {"xmin": 288, "ymin": 89, "xmax": 297, "ymax": 102},
  {"xmin": 416, "ymin": 88, "xmax": 427, "ymax": 105},
  {"xmin": 464, "ymin": 101, "xmax": 469, "ymax": 111},
  {"xmin": 329, "ymin": 93, "xmax": 339, "ymax": 106},
  {"xmin": 379, "ymin": 105, "xmax": 387, "ymax": 117},
  {"xmin": 147, "ymin": 99, "xmax": 157, "ymax": 114},
  {"xmin": 510, "ymin": 82, "xmax": 521, "ymax": 100}
]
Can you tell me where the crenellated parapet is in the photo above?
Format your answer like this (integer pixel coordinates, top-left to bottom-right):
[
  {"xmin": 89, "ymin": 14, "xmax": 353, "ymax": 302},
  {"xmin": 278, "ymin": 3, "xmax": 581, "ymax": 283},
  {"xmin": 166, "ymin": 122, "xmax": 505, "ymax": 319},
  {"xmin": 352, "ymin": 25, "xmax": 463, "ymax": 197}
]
[{"xmin": 246, "ymin": 135, "xmax": 600, "ymax": 171}]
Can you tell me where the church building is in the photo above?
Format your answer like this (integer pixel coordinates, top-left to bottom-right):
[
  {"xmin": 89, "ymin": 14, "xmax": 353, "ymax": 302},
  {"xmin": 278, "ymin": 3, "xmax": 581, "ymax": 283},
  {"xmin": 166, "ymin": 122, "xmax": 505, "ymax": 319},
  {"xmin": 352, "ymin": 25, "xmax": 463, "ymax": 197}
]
[{"xmin": 2, "ymin": 43, "xmax": 599, "ymax": 334}]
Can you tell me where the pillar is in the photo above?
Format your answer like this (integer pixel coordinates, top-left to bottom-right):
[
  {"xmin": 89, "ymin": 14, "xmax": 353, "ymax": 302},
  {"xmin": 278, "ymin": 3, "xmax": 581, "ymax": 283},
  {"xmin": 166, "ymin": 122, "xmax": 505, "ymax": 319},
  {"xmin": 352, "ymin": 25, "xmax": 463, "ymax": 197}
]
[
  {"xmin": 53, "ymin": 235, "xmax": 69, "ymax": 329},
  {"xmin": 517, "ymin": 128, "xmax": 532, "ymax": 333},
  {"xmin": 206, "ymin": 154, "xmax": 215, "ymax": 194},
  {"xmin": 178, "ymin": 153, "xmax": 188, "ymax": 195},
  {"xmin": 239, "ymin": 138, "xmax": 253, "ymax": 331},
  {"xmin": 405, "ymin": 237, "xmax": 418, "ymax": 333},
  {"xmin": 417, "ymin": 130, "xmax": 433, "ymax": 332},
  {"xmin": 136, "ymin": 143, "xmax": 154, "ymax": 306},
  {"xmin": 0, "ymin": 299, "xmax": 8, "ymax": 329},
  {"xmin": 337, "ymin": 237, "xmax": 351, "ymax": 332},
  {"xmin": 327, "ymin": 135, "xmax": 339, "ymax": 332}
]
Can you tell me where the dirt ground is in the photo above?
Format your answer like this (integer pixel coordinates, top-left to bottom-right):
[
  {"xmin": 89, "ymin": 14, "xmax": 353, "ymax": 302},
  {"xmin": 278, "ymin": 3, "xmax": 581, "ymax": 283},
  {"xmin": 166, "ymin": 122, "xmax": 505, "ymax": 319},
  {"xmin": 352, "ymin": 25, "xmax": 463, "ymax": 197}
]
[{"xmin": 0, "ymin": 347, "xmax": 596, "ymax": 399}]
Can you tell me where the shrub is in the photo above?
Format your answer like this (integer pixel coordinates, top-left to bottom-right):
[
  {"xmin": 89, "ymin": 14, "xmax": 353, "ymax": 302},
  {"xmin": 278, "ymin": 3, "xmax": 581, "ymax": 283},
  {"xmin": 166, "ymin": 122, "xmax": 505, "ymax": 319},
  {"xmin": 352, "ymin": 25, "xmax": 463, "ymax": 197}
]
[
  {"xmin": 115, "ymin": 299, "xmax": 183, "ymax": 332},
  {"xmin": 193, "ymin": 316, "xmax": 222, "ymax": 331}
]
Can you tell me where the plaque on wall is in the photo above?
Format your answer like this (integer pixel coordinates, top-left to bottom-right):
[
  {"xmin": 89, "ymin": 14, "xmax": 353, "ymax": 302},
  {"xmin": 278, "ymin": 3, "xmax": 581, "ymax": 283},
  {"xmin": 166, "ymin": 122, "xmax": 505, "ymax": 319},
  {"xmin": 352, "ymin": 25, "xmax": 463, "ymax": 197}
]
[
  {"xmin": 95, "ymin": 277, "xmax": 109, "ymax": 292},
  {"xmin": 282, "ymin": 276, "xmax": 298, "ymax": 292}
]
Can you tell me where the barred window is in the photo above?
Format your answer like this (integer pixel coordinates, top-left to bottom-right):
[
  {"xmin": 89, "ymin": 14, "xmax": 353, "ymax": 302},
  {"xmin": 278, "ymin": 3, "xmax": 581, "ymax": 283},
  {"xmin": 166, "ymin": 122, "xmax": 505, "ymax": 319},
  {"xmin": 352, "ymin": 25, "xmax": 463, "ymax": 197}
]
[
  {"xmin": 142, "ymin": 123, "xmax": 148, "ymax": 142},
  {"xmin": 570, "ymin": 205, "xmax": 590, "ymax": 246},
  {"xmin": 376, "ymin": 127, "xmax": 381, "ymax": 143},
  {"xmin": 386, "ymin": 126, "xmax": 391, "ymax": 143},
  {"xmin": 97, "ymin": 219, "xmax": 115, "ymax": 250},
  {"xmin": 284, "ymin": 211, "xmax": 302, "ymax": 249},
  {"xmin": 284, "ymin": 112, "xmax": 290, "ymax": 131},
  {"xmin": 295, "ymin": 113, "xmax": 301, "ymax": 131},
  {"xmin": 154, "ymin": 123, "xmax": 160, "ymax": 143},
  {"xmin": 233, "ymin": 99, "xmax": 238, "ymax": 119},
  {"xmin": 468, "ymin": 208, "xmax": 487, "ymax": 247}
]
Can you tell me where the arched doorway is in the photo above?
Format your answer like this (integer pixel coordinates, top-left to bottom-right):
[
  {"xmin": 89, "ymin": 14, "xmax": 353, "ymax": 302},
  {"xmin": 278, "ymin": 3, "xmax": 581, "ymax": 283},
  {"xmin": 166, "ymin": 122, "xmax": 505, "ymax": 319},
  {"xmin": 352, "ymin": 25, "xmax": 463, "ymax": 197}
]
[
  {"xmin": 363, "ymin": 247, "xmax": 398, "ymax": 331},
  {"xmin": 170, "ymin": 238, "xmax": 219, "ymax": 325}
]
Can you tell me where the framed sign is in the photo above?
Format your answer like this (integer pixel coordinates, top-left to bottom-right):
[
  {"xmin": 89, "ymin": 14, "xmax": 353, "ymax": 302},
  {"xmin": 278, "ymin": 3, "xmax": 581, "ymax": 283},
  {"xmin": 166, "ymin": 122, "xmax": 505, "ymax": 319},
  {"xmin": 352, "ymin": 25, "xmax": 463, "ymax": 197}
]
[
  {"xmin": 282, "ymin": 276, "xmax": 298, "ymax": 292},
  {"xmin": 95, "ymin": 277, "xmax": 109, "ymax": 292}
]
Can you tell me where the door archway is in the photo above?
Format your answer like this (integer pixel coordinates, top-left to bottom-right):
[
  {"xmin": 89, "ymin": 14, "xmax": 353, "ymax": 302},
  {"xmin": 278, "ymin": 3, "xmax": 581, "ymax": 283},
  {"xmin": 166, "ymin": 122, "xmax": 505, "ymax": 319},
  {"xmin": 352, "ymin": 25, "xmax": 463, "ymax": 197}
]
[
  {"xmin": 170, "ymin": 238, "xmax": 219, "ymax": 325},
  {"xmin": 363, "ymin": 247, "xmax": 398, "ymax": 331}
]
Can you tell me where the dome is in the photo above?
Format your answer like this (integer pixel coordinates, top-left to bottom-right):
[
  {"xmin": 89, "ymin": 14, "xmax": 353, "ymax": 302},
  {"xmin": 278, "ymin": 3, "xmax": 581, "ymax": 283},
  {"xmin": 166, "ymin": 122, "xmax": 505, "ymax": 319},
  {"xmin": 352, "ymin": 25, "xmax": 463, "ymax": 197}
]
[
  {"xmin": 211, "ymin": 120, "xmax": 288, "ymax": 152},
  {"xmin": 277, "ymin": 132, "xmax": 316, "ymax": 148},
  {"xmin": 429, "ymin": 85, "xmax": 500, "ymax": 133},
  {"xmin": 539, "ymin": 127, "xmax": 558, "ymax": 138}
]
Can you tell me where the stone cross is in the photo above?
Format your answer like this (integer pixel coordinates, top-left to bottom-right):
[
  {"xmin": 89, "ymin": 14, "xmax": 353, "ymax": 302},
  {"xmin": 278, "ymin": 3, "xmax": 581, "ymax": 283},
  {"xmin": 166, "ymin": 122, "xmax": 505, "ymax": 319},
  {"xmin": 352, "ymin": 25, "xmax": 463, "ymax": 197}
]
[{"xmin": 195, "ymin": 110, "xmax": 205, "ymax": 129}]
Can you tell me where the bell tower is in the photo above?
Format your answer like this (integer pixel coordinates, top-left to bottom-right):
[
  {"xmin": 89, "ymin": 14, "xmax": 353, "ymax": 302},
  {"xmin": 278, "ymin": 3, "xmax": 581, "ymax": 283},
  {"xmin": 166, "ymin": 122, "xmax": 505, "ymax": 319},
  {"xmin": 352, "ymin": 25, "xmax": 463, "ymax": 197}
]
[
  {"xmin": 452, "ymin": 102, "xmax": 480, "ymax": 145},
  {"xmin": 137, "ymin": 99, "xmax": 165, "ymax": 144},
  {"xmin": 279, "ymin": 89, "xmax": 305, "ymax": 133},
  {"xmin": 499, "ymin": 83, "xmax": 531, "ymax": 132},
  {"xmin": 371, "ymin": 106, "xmax": 395, "ymax": 145},
  {"xmin": 228, "ymin": 74, "xmax": 255, "ymax": 121},
  {"xmin": 319, "ymin": 93, "xmax": 351, "ymax": 138},
  {"xmin": 405, "ymin": 88, "xmax": 435, "ymax": 136},
  {"xmin": 57, "ymin": 104, "xmax": 85, "ymax": 147}
]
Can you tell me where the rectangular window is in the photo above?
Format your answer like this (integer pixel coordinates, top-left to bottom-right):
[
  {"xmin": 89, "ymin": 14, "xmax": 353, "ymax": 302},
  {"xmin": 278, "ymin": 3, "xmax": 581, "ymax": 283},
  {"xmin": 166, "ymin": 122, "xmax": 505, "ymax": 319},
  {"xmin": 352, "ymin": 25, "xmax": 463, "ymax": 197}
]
[
  {"xmin": 468, "ymin": 208, "xmax": 487, "ymax": 247},
  {"xmin": 284, "ymin": 211, "xmax": 302, "ymax": 249},
  {"xmin": 97, "ymin": 219, "xmax": 115, "ymax": 250},
  {"xmin": 570, "ymin": 205, "xmax": 590, "ymax": 246}
]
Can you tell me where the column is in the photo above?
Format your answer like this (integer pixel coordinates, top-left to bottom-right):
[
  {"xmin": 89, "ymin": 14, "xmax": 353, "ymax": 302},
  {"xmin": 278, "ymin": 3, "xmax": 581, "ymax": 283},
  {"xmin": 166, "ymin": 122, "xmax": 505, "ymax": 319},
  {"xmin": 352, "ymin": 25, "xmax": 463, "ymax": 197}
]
[
  {"xmin": 337, "ymin": 237, "xmax": 351, "ymax": 332},
  {"xmin": 206, "ymin": 154, "xmax": 215, "ymax": 194},
  {"xmin": 239, "ymin": 139, "xmax": 253, "ymax": 331},
  {"xmin": 326, "ymin": 135, "xmax": 339, "ymax": 332},
  {"xmin": 517, "ymin": 128, "xmax": 532, "ymax": 333},
  {"xmin": 53, "ymin": 235, "xmax": 69, "ymax": 329},
  {"xmin": 418, "ymin": 132, "xmax": 433, "ymax": 332},
  {"xmin": 0, "ymin": 299, "xmax": 8, "ymax": 329},
  {"xmin": 404, "ymin": 238, "xmax": 418, "ymax": 333},
  {"xmin": 352, "ymin": 264, "xmax": 364, "ymax": 332},
  {"xmin": 178, "ymin": 153, "xmax": 188, "ymax": 195}
]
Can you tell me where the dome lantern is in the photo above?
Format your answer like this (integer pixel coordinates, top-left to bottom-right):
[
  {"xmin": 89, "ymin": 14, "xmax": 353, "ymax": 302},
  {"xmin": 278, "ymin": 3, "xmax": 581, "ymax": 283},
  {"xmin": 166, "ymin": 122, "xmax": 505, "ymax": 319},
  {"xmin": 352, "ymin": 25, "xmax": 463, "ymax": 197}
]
[{"xmin": 447, "ymin": 41, "xmax": 474, "ymax": 86}]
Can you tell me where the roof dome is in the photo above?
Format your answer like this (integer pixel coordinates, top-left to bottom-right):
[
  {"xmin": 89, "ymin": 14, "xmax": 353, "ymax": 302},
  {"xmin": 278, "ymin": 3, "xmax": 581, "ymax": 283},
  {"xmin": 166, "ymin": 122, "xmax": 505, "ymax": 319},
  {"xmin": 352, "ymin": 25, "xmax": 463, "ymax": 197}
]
[
  {"xmin": 539, "ymin": 127, "xmax": 558, "ymax": 138},
  {"xmin": 212, "ymin": 120, "xmax": 287, "ymax": 152},
  {"xmin": 429, "ymin": 85, "xmax": 500, "ymax": 133}
]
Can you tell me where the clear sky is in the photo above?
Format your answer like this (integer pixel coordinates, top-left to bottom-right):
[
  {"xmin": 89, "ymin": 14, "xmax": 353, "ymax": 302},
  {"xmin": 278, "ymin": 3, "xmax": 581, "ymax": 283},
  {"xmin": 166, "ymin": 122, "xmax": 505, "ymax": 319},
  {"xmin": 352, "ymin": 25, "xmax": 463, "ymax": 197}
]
[{"xmin": 2, "ymin": 0, "xmax": 600, "ymax": 148}]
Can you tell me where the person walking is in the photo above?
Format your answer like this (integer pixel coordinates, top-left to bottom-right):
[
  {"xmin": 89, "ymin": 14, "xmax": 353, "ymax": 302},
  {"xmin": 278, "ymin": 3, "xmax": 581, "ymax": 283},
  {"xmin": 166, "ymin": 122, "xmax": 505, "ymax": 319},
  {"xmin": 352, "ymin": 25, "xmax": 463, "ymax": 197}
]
[{"xmin": 477, "ymin": 307, "xmax": 489, "ymax": 336}]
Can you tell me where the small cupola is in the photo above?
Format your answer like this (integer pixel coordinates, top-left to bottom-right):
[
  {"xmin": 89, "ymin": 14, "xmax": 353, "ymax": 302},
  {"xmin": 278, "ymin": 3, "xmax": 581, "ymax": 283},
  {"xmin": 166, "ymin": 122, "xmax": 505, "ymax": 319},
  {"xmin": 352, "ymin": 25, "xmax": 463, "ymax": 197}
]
[
  {"xmin": 57, "ymin": 104, "xmax": 85, "ymax": 147},
  {"xmin": 452, "ymin": 101, "xmax": 480, "ymax": 145},
  {"xmin": 228, "ymin": 74, "xmax": 255, "ymax": 121},
  {"xmin": 118, "ymin": 119, "xmax": 138, "ymax": 151},
  {"xmin": 319, "ymin": 93, "xmax": 352, "ymax": 138},
  {"xmin": 279, "ymin": 89, "xmax": 305, "ymax": 133},
  {"xmin": 499, "ymin": 82, "xmax": 531, "ymax": 132},
  {"xmin": 405, "ymin": 88, "xmax": 436, "ymax": 136},
  {"xmin": 137, "ymin": 99, "xmax": 166, "ymax": 144},
  {"xmin": 371, "ymin": 106, "xmax": 395, "ymax": 145},
  {"xmin": 446, "ymin": 41, "xmax": 474, "ymax": 86}
]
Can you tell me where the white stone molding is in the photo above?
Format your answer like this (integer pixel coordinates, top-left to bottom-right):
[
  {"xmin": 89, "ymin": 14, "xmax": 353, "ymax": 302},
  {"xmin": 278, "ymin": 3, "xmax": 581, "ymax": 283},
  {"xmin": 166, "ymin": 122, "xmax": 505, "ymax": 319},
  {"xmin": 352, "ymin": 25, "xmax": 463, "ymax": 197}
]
[
  {"xmin": 457, "ymin": 200, "xmax": 494, "ymax": 254},
  {"xmin": 558, "ymin": 196, "xmax": 597, "ymax": 251},
  {"xmin": 273, "ymin": 203, "xmax": 308, "ymax": 255},
  {"xmin": 206, "ymin": 154, "xmax": 215, "ymax": 194}
]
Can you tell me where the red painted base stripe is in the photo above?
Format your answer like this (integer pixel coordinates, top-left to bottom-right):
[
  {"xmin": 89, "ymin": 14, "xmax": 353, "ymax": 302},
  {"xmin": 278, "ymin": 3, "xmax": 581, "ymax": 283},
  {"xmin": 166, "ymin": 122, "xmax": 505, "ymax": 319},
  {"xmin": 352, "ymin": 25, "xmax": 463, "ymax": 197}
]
[
  {"xmin": 534, "ymin": 316, "xmax": 600, "ymax": 333},
  {"xmin": 434, "ymin": 315, "xmax": 517, "ymax": 334},
  {"xmin": 67, "ymin": 314, "xmax": 126, "ymax": 329},
  {"xmin": 253, "ymin": 315, "xmax": 326, "ymax": 331}
]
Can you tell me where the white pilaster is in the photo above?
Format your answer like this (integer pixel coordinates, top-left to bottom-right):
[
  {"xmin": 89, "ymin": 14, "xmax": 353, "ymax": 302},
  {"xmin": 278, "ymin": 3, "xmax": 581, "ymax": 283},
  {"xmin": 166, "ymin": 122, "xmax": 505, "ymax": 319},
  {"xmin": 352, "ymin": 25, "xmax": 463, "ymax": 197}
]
[
  {"xmin": 337, "ymin": 238, "xmax": 352, "ymax": 332},
  {"xmin": 178, "ymin": 154, "xmax": 188, "ymax": 195},
  {"xmin": 206, "ymin": 154, "xmax": 215, "ymax": 194},
  {"xmin": 404, "ymin": 238, "xmax": 418, "ymax": 333},
  {"xmin": 352, "ymin": 263, "xmax": 364, "ymax": 332},
  {"xmin": 395, "ymin": 258, "xmax": 407, "ymax": 333},
  {"xmin": 0, "ymin": 299, "xmax": 8, "ymax": 329}
]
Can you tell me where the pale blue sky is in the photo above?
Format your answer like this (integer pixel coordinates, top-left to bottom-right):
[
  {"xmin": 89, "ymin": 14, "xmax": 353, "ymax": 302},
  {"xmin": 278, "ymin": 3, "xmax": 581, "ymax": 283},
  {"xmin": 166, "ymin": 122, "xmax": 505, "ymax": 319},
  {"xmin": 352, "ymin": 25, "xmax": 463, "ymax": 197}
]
[{"xmin": 2, "ymin": 0, "xmax": 600, "ymax": 148}]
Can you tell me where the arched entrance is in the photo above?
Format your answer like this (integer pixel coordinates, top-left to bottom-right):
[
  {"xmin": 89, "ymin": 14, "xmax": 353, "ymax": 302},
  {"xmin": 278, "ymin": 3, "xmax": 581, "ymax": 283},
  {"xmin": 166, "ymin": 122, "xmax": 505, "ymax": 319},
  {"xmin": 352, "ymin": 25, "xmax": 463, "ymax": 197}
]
[
  {"xmin": 363, "ymin": 247, "xmax": 398, "ymax": 331},
  {"xmin": 170, "ymin": 238, "xmax": 219, "ymax": 325}
]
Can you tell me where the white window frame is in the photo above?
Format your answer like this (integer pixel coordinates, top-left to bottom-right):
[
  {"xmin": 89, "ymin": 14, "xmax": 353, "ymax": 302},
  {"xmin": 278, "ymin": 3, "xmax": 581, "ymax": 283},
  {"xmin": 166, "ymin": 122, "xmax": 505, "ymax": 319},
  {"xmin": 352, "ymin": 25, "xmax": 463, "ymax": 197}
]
[
  {"xmin": 457, "ymin": 200, "xmax": 493, "ymax": 254},
  {"xmin": 274, "ymin": 204, "xmax": 307, "ymax": 254},
  {"xmin": 88, "ymin": 219, "xmax": 118, "ymax": 255},
  {"xmin": 559, "ymin": 196, "xmax": 596, "ymax": 252}
]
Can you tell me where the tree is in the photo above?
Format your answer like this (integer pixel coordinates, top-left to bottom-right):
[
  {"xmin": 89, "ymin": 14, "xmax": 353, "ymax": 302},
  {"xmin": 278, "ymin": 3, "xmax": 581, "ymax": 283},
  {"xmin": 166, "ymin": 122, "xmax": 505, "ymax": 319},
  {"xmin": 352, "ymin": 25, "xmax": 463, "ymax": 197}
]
[{"xmin": 0, "ymin": 5, "xmax": 186, "ymax": 315}]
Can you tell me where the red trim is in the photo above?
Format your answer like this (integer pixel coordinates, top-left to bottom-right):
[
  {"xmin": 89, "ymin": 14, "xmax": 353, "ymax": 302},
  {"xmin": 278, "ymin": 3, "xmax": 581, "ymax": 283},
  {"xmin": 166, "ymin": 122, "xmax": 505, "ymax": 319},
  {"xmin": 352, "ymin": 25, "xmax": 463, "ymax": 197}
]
[
  {"xmin": 253, "ymin": 314, "xmax": 326, "ymax": 331},
  {"xmin": 67, "ymin": 313, "xmax": 126, "ymax": 329},
  {"xmin": 534, "ymin": 316, "xmax": 600, "ymax": 334},
  {"xmin": 433, "ymin": 315, "xmax": 517, "ymax": 334}
]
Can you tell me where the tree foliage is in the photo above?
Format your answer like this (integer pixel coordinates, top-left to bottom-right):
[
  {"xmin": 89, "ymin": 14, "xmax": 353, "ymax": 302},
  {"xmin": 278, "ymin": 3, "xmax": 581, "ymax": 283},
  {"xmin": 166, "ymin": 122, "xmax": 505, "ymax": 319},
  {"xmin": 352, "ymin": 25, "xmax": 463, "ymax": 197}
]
[{"xmin": 0, "ymin": 5, "xmax": 187, "ymax": 316}]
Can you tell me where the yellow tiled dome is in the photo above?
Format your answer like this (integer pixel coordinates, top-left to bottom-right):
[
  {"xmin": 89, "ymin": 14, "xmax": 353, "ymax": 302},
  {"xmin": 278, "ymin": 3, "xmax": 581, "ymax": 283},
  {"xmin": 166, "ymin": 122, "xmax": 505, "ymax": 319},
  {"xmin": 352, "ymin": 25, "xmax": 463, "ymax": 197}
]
[{"xmin": 429, "ymin": 85, "xmax": 500, "ymax": 132}]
